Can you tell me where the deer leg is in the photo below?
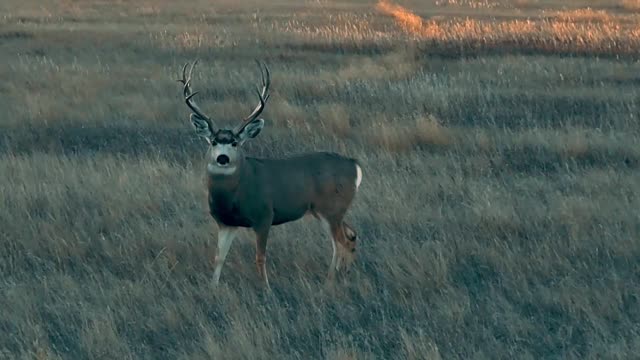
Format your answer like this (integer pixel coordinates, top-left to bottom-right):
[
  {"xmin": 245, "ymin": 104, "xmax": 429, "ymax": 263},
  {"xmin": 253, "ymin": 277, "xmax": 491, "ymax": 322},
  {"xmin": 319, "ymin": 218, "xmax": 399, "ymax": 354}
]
[
  {"xmin": 332, "ymin": 222, "xmax": 348, "ymax": 270},
  {"xmin": 253, "ymin": 223, "xmax": 272, "ymax": 289},
  {"xmin": 212, "ymin": 226, "xmax": 239, "ymax": 287},
  {"xmin": 317, "ymin": 216, "xmax": 339, "ymax": 282}
]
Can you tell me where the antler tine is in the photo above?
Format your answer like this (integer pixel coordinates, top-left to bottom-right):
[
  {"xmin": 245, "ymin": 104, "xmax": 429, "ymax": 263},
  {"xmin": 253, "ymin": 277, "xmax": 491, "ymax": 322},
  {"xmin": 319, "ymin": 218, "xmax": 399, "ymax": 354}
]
[
  {"xmin": 178, "ymin": 63, "xmax": 192, "ymax": 98},
  {"xmin": 258, "ymin": 60, "xmax": 271, "ymax": 102},
  {"xmin": 177, "ymin": 60, "xmax": 215, "ymax": 129},
  {"xmin": 179, "ymin": 63, "xmax": 189, "ymax": 84},
  {"xmin": 260, "ymin": 60, "xmax": 271, "ymax": 86},
  {"xmin": 236, "ymin": 60, "xmax": 271, "ymax": 132},
  {"xmin": 187, "ymin": 60, "xmax": 198, "ymax": 86}
]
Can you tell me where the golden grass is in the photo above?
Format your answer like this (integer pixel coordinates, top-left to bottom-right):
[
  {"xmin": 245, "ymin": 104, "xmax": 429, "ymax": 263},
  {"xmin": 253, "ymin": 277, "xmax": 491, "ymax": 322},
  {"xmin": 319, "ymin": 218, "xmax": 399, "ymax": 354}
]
[
  {"xmin": 268, "ymin": 99, "xmax": 310, "ymax": 127},
  {"xmin": 328, "ymin": 52, "xmax": 418, "ymax": 83},
  {"xmin": 149, "ymin": 29, "xmax": 232, "ymax": 51},
  {"xmin": 2, "ymin": 1, "xmax": 640, "ymax": 359},
  {"xmin": 276, "ymin": 12, "xmax": 395, "ymax": 44},
  {"xmin": 547, "ymin": 8, "xmax": 613, "ymax": 22},
  {"xmin": 414, "ymin": 115, "xmax": 454, "ymax": 147},
  {"xmin": 620, "ymin": 0, "xmax": 640, "ymax": 11},
  {"xmin": 434, "ymin": 0, "xmax": 504, "ymax": 9},
  {"xmin": 316, "ymin": 103, "xmax": 352, "ymax": 137},
  {"xmin": 365, "ymin": 115, "xmax": 453, "ymax": 152},
  {"xmin": 376, "ymin": 0, "xmax": 640, "ymax": 56},
  {"xmin": 376, "ymin": 1, "xmax": 425, "ymax": 35}
]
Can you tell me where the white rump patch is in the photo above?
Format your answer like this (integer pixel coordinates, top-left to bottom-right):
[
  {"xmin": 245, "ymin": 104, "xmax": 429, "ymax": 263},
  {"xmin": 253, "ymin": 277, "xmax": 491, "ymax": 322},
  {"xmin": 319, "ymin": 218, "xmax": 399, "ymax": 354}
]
[{"xmin": 355, "ymin": 164, "xmax": 363, "ymax": 190}]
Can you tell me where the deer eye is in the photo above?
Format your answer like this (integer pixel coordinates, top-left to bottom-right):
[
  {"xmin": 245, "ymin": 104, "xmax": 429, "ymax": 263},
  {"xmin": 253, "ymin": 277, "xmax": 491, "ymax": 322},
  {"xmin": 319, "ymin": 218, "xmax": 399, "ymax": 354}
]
[
  {"xmin": 211, "ymin": 140, "xmax": 218, "ymax": 146},
  {"xmin": 231, "ymin": 141, "xmax": 238, "ymax": 147}
]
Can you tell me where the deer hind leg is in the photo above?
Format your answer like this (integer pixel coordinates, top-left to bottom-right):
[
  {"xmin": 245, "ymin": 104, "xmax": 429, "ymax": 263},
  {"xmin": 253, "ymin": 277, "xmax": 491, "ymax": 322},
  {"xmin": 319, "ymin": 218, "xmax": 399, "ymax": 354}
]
[{"xmin": 213, "ymin": 226, "xmax": 239, "ymax": 287}]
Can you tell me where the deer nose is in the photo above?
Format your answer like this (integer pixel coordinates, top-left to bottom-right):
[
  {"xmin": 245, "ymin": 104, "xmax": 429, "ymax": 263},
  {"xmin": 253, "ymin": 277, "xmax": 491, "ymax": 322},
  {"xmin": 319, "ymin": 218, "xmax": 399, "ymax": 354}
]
[{"xmin": 216, "ymin": 154, "xmax": 230, "ymax": 165}]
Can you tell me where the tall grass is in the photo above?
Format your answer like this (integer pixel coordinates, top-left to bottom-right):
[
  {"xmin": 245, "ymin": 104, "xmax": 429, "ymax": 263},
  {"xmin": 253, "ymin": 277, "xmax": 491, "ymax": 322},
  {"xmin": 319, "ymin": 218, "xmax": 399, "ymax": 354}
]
[
  {"xmin": 1, "ymin": 0, "xmax": 639, "ymax": 358},
  {"xmin": 376, "ymin": 0, "xmax": 640, "ymax": 57}
]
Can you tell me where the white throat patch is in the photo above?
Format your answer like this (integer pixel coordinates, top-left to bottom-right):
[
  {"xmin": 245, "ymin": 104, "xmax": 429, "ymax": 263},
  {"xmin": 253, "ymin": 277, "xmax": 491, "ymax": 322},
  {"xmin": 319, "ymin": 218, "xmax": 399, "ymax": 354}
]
[{"xmin": 207, "ymin": 163, "xmax": 237, "ymax": 175}]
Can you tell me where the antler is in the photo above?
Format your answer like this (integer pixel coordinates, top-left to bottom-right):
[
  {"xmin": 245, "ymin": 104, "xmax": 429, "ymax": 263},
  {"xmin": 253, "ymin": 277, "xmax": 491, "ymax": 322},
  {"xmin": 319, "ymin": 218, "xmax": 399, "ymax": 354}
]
[
  {"xmin": 177, "ymin": 60, "xmax": 216, "ymax": 131},
  {"xmin": 235, "ymin": 60, "xmax": 271, "ymax": 133}
]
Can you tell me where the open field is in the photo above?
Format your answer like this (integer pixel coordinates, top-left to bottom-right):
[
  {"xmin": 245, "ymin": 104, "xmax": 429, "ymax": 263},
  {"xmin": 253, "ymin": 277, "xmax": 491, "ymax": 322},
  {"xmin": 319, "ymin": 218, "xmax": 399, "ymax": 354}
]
[{"xmin": 1, "ymin": 0, "xmax": 640, "ymax": 358}]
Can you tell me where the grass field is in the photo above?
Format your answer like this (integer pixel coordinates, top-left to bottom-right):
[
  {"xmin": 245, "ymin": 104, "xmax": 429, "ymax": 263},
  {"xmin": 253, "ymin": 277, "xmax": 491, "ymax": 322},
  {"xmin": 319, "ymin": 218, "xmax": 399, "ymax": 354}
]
[{"xmin": 1, "ymin": 0, "xmax": 640, "ymax": 358}]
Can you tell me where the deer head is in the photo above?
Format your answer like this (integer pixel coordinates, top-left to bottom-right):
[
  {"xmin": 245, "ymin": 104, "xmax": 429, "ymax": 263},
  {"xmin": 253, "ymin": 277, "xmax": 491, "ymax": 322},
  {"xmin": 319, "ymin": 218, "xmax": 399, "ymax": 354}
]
[{"xmin": 178, "ymin": 60, "xmax": 271, "ymax": 175}]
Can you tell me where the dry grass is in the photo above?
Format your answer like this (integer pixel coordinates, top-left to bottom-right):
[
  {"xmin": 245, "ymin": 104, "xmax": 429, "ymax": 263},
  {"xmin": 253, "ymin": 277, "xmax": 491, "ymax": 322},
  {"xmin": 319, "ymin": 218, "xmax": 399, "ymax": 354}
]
[
  {"xmin": 365, "ymin": 115, "xmax": 453, "ymax": 152},
  {"xmin": 547, "ymin": 8, "xmax": 614, "ymax": 22},
  {"xmin": 435, "ymin": 0, "xmax": 505, "ymax": 9},
  {"xmin": 1, "ymin": 0, "xmax": 640, "ymax": 359},
  {"xmin": 620, "ymin": 0, "xmax": 640, "ymax": 11},
  {"xmin": 376, "ymin": 0, "xmax": 640, "ymax": 57}
]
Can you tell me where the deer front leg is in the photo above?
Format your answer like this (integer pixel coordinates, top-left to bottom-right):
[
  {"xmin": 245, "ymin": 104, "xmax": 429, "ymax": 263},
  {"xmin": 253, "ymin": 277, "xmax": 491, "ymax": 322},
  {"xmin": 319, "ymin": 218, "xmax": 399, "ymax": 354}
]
[
  {"xmin": 253, "ymin": 222, "xmax": 272, "ymax": 289},
  {"xmin": 212, "ymin": 226, "xmax": 239, "ymax": 287},
  {"xmin": 317, "ymin": 216, "xmax": 339, "ymax": 282}
]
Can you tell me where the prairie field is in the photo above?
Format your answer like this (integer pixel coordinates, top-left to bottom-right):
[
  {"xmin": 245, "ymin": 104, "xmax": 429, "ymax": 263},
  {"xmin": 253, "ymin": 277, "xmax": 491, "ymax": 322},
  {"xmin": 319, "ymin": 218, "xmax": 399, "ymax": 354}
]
[{"xmin": 1, "ymin": 0, "xmax": 640, "ymax": 358}]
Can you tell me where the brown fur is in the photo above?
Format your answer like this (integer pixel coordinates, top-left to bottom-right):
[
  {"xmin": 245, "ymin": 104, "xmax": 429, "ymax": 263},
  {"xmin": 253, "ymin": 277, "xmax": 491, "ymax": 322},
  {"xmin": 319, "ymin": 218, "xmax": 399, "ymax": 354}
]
[
  {"xmin": 179, "ymin": 60, "xmax": 361, "ymax": 287},
  {"xmin": 206, "ymin": 151, "xmax": 361, "ymax": 286}
]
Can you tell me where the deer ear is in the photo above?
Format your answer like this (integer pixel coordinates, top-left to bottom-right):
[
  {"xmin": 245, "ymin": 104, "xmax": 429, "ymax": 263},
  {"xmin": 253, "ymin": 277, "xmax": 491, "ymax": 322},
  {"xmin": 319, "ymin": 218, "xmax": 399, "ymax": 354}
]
[
  {"xmin": 237, "ymin": 118, "xmax": 264, "ymax": 143},
  {"xmin": 190, "ymin": 113, "xmax": 212, "ymax": 141}
]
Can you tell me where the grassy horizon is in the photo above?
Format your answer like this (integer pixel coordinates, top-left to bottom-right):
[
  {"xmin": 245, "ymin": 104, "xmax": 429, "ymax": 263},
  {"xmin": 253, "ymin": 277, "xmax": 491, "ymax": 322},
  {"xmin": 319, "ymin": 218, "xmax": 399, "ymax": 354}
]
[{"xmin": 1, "ymin": 0, "xmax": 639, "ymax": 358}]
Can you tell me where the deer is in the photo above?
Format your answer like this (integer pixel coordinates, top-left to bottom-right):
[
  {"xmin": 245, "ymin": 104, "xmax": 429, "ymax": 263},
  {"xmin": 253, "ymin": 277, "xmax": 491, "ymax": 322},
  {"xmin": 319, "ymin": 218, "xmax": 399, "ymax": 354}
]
[{"xmin": 177, "ymin": 60, "xmax": 363, "ymax": 289}]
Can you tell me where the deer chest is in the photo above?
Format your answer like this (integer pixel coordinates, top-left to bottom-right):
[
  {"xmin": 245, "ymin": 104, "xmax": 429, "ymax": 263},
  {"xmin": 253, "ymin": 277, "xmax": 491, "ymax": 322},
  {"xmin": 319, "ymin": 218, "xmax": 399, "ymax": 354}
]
[{"xmin": 208, "ymin": 190, "xmax": 253, "ymax": 227}]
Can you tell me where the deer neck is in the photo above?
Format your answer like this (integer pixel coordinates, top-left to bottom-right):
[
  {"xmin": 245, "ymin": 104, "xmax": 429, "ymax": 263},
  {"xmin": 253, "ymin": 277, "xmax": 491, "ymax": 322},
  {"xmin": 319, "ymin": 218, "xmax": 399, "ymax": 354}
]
[{"xmin": 206, "ymin": 156, "xmax": 249, "ymax": 195}]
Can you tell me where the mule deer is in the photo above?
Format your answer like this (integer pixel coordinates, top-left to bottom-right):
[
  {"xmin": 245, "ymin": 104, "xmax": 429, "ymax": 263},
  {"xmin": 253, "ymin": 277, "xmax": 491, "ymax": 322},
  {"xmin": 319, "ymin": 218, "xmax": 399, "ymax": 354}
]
[{"xmin": 178, "ymin": 60, "xmax": 363, "ymax": 288}]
